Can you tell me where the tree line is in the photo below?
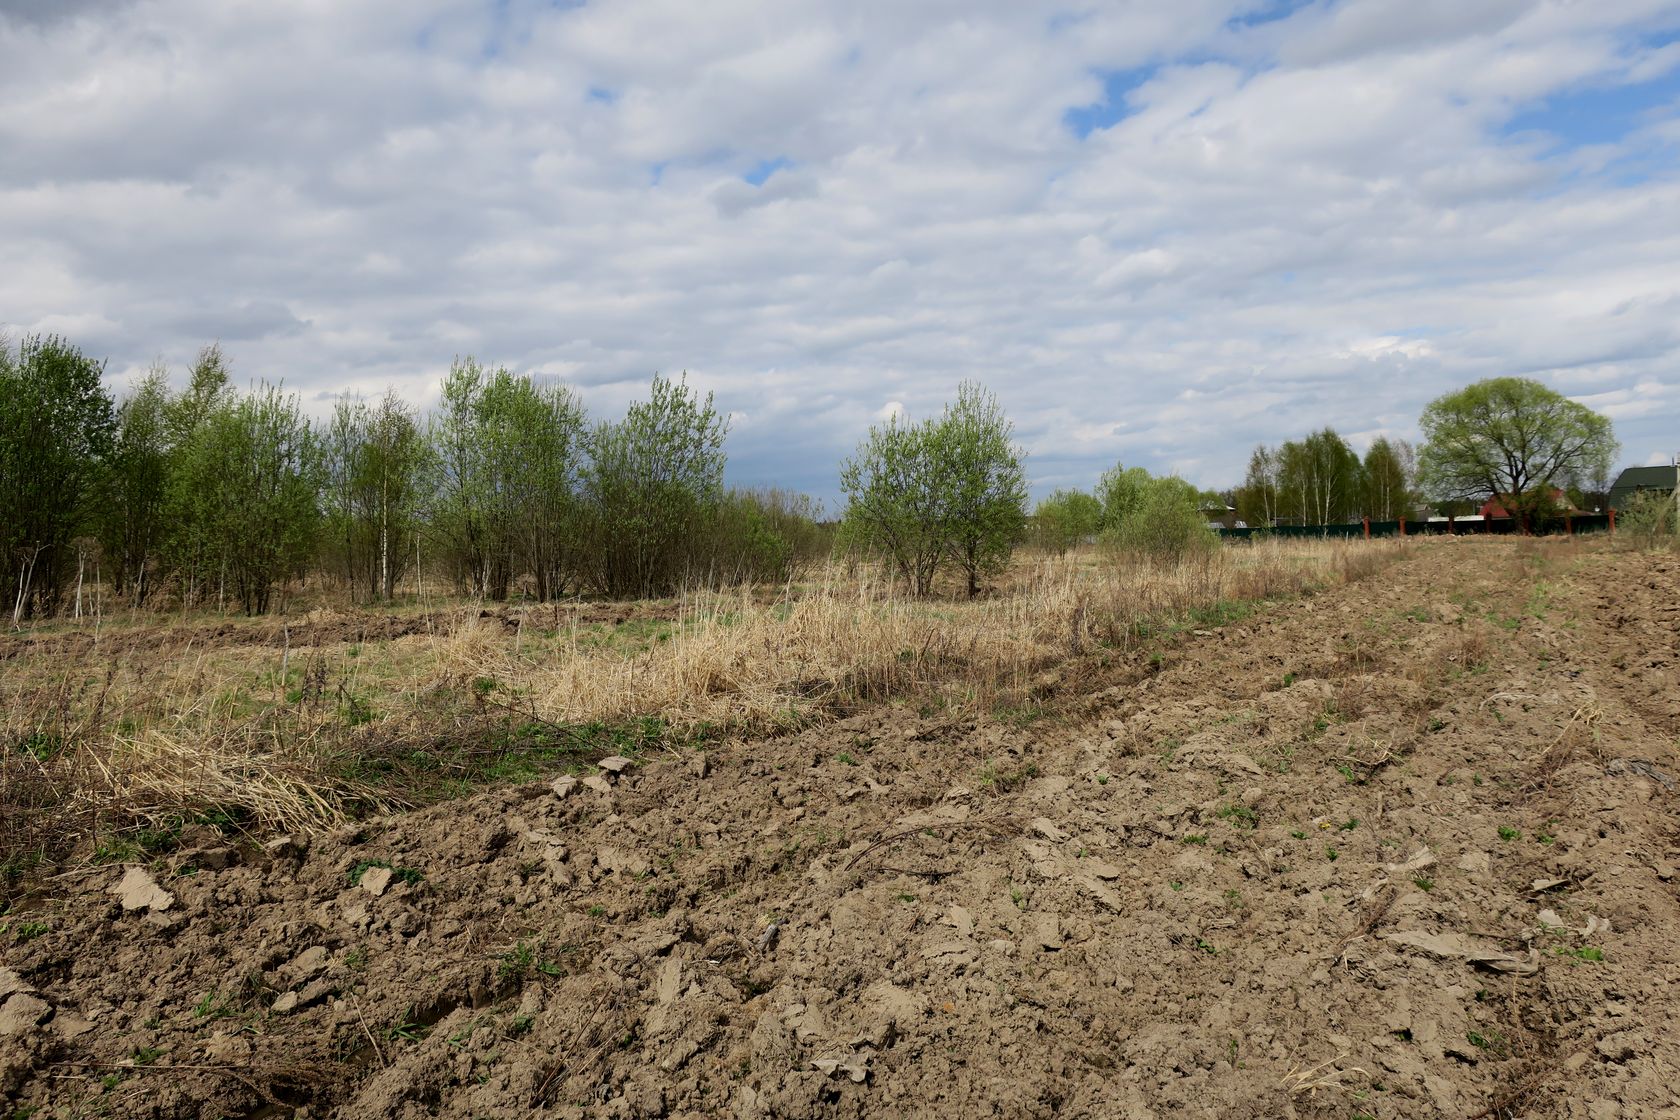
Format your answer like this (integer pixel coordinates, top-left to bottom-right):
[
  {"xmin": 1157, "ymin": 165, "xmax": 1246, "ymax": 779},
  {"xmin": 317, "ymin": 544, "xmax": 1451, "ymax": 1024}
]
[
  {"xmin": 2, "ymin": 330, "xmax": 1624, "ymax": 617},
  {"xmin": 1233, "ymin": 430, "xmax": 1417, "ymax": 528},
  {"xmin": 1, "ymin": 336, "xmax": 826, "ymax": 620}
]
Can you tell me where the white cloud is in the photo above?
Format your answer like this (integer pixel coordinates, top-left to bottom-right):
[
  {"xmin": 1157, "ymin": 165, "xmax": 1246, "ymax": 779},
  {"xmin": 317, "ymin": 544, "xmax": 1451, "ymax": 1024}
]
[{"xmin": 1, "ymin": 0, "xmax": 1677, "ymax": 502}]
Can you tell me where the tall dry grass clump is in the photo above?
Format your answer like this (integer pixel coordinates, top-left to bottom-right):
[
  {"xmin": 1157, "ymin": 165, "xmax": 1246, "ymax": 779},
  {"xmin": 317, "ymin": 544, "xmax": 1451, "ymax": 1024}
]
[
  {"xmin": 2, "ymin": 537, "xmax": 1402, "ymax": 885},
  {"xmin": 393, "ymin": 536, "xmax": 1400, "ymax": 735}
]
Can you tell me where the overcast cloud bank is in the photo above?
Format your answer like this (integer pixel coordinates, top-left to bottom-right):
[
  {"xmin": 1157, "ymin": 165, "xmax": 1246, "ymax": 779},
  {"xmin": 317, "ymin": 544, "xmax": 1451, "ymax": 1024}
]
[{"xmin": 3, "ymin": 0, "xmax": 1678, "ymax": 501}]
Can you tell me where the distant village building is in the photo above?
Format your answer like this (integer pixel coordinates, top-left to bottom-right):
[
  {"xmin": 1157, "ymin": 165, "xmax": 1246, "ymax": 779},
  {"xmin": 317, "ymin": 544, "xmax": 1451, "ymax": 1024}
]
[
  {"xmin": 1476, "ymin": 487, "xmax": 1572, "ymax": 519},
  {"xmin": 1200, "ymin": 501, "xmax": 1240, "ymax": 530},
  {"xmin": 1607, "ymin": 465, "xmax": 1680, "ymax": 511}
]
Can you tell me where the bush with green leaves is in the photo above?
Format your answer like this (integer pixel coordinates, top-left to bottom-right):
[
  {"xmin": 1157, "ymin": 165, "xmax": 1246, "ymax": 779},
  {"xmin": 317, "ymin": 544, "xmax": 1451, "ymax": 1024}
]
[
  {"xmin": 840, "ymin": 382, "xmax": 1027, "ymax": 597},
  {"xmin": 1618, "ymin": 490, "xmax": 1677, "ymax": 550},
  {"xmin": 700, "ymin": 489, "xmax": 830, "ymax": 586},
  {"xmin": 1031, "ymin": 489, "xmax": 1102, "ymax": 555},
  {"xmin": 169, "ymin": 383, "xmax": 323, "ymax": 615},
  {"xmin": 430, "ymin": 359, "xmax": 587, "ymax": 601},
  {"xmin": 1096, "ymin": 464, "xmax": 1152, "ymax": 532},
  {"xmin": 1110, "ymin": 475, "xmax": 1217, "ymax": 562},
  {"xmin": 580, "ymin": 373, "xmax": 729, "ymax": 598}
]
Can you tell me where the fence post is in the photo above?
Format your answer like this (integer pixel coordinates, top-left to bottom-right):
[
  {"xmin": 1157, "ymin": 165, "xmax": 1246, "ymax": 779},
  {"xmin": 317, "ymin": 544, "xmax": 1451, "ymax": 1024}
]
[
  {"xmin": 1447, "ymin": 515, "xmax": 1455, "ymax": 535},
  {"xmin": 1399, "ymin": 516, "xmax": 1406, "ymax": 538},
  {"xmin": 1363, "ymin": 517, "xmax": 1370, "ymax": 540},
  {"xmin": 1565, "ymin": 512, "xmax": 1573, "ymax": 537},
  {"xmin": 1608, "ymin": 509, "xmax": 1616, "ymax": 534}
]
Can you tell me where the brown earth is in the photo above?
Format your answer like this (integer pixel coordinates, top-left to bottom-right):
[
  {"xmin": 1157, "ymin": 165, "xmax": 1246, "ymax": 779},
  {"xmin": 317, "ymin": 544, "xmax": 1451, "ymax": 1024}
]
[{"xmin": 4, "ymin": 538, "xmax": 1679, "ymax": 1119}]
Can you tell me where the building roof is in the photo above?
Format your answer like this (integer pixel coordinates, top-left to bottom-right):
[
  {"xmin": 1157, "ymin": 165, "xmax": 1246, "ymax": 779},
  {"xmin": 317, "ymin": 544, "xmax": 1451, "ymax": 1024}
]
[
  {"xmin": 1610, "ymin": 465, "xmax": 1678, "ymax": 490},
  {"xmin": 1479, "ymin": 488, "xmax": 1569, "ymax": 519},
  {"xmin": 1608, "ymin": 465, "xmax": 1679, "ymax": 509}
]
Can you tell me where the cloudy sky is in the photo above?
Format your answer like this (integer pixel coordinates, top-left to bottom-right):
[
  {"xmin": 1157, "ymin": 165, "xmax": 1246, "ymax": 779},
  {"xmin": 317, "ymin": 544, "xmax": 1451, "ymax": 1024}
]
[{"xmin": 3, "ymin": 0, "xmax": 1679, "ymax": 503}]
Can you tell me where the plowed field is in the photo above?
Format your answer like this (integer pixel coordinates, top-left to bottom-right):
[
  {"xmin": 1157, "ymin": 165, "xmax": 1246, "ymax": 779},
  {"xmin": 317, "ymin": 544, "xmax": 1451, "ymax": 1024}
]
[{"xmin": 4, "ymin": 538, "xmax": 1678, "ymax": 1119}]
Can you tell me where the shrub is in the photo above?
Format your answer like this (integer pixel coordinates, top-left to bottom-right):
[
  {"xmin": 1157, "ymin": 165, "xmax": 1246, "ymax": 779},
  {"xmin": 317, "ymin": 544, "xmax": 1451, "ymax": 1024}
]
[
  {"xmin": 1110, "ymin": 476, "xmax": 1217, "ymax": 563},
  {"xmin": 580, "ymin": 373, "xmax": 729, "ymax": 598},
  {"xmin": 840, "ymin": 382, "xmax": 1027, "ymax": 597},
  {"xmin": 1619, "ymin": 490, "xmax": 1677, "ymax": 550}
]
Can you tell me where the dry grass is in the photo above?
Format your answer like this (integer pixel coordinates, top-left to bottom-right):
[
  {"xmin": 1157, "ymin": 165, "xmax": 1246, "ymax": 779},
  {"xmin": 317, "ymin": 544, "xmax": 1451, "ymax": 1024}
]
[{"xmin": 1, "ymin": 538, "xmax": 1403, "ymax": 888}]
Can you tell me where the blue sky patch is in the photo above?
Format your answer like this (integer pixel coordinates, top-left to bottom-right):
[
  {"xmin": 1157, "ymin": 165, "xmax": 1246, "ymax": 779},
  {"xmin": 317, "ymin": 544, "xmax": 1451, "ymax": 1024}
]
[
  {"xmin": 1225, "ymin": 0, "xmax": 1319, "ymax": 30},
  {"xmin": 743, "ymin": 156, "xmax": 792, "ymax": 186},
  {"xmin": 1064, "ymin": 67, "xmax": 1156, "ymax": 138},
  {"xmin": 1503, "ymin": 62, "xmax": 1680, "ymax": 151}
]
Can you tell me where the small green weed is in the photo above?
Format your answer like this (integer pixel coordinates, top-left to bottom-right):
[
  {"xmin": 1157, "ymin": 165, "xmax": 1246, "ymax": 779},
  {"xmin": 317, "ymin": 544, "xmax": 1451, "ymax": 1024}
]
[
  {"xmin": 1466, "ymin": 1030, "xmax": 1509, "ymax": 1058},
  {"xmin": 978, "ymin": 759, "xmax": 1038, "ymax": 793},
  {"xmin": 6, "ymin": 920, "xmax": 49, "ymax": 942},
  {"xmin": 1556, "ymin": 946, "xmax": 1605, "ymax": 963},
  {"xmin": 192, "ymin": 990, "xmax": 234, "ymax": 1020},
  {"xmin": 1216, "ymin": 804, "xmax": 1258, "ymax": 830},
  {"xmin": 387, "ymin": 1016, "xmax": 427, "ymax": 1043},
  {"xmin": 348, "ymin": 859, "xmax": 423, "ymax": 887}
]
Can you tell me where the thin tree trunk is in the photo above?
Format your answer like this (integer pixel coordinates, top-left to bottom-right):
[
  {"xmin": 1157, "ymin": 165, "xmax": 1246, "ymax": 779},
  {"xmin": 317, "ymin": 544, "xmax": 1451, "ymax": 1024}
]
[{"xmin": 379, "ymin": 472, "xmax": 391, "ymax": 601}]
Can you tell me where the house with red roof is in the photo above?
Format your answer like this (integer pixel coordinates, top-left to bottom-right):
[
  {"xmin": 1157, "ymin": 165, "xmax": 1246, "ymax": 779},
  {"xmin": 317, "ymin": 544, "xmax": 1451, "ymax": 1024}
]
[{"xmin": 1478, "ymin": 488, "xmax": 1570, "ymax": 520}]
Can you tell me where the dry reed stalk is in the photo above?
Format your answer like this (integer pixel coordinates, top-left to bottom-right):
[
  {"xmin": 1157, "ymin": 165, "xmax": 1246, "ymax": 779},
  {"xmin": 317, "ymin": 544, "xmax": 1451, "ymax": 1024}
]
[{"xmin": 0, "ymin": 538, "xmax": 1397, "ymax": 856}]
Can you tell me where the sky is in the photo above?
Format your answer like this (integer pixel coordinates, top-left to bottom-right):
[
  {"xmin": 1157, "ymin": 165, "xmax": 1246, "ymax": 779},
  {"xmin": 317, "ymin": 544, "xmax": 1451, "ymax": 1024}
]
[{"xmin": 3, "ymin": 0, "xmax": 1679, "ymax": 505}]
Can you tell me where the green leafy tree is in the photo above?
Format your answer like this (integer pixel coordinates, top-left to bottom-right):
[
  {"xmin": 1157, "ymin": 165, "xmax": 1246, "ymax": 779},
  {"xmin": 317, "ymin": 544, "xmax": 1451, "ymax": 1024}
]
[
  {"xmin": 482, "ymin": 375, "xmax": 587, "ymax": 601},
  {"xmin": 172, "ymin": 384, "xmax": 322, "ymax": 614},
  {"xmin": 581, "ymin": 373, "xmax": 729, "ymax": 598},
  {"xmin": 1360, "ymin": 437, "xmax": 1415, "ymax": 522},
  {"xmin": 935, "ymin": 383, "xmax": 1028, "ymax": 597},
  {"xmin": 1234, "ymin": 445, "xmax": 1280, "ymax": 529},
  {"xmin": 160, "ymin": 346, "xmax": 233, "ymax": 604},
  {"xmin": 1418, "ymin": 378, "xmax": 1618, "ymax": 532},
  {"xmin": 324, "ymin": 390, "xmax": 433, "ymax": 601},
  {"xmin": 430, "ymin": 360, "xmax": 589, "ymax": 600},
  {"xmin": 840, "ymin": 414, "xmax": 947, "ymax": 595},
  {"xmin": 1032, "ymin": 489, "xmax": 1103, "ymax": 555},
  {"xmin": 1278, "ymin": 429, "xmax": 1361, "ymax": 525},
  {"xmin": 841, "ymin": 384, "xmax": 1027, "ymax": 597},
  {"xmin": 0, "ymin": 334, "xmax": 116, "ymax": 621},
  {"xmin": 101, "ymin": 365, "xmax": 173, "ymax": 603},
  {"xmin": 1095, "ymin": 464, "xmax": 1152, "ymax": 533},
  {"xmin": 431, "ymin": 358, "xmax": 498, "ymax": 597}
]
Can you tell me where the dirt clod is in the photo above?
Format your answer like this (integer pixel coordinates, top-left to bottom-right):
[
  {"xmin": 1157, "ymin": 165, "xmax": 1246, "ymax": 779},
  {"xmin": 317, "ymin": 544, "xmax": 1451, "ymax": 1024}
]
[{"xmin": 109, "ymin": 866, "xmax": 175, "ymax": 912}]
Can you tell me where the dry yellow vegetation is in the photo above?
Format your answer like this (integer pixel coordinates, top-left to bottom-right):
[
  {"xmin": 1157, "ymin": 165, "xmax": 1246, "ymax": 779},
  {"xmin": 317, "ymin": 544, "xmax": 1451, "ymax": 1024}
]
[{"xmin": 2, "ymin": 538, "xmax": 1398, "ymax": 879}]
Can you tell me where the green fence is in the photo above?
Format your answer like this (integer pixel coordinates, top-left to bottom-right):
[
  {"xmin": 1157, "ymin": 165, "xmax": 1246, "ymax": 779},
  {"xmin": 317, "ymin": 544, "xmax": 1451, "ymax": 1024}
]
[{"xmin": 1217, "ymin": 513, "xmax": 1612, "ymax": 541}]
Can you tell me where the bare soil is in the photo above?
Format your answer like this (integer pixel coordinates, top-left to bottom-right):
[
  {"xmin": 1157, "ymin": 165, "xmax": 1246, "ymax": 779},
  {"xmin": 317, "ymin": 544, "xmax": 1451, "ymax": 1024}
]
[{"xmin": 4, "ymin": 538, "xmax": 1678, "ymax": 1119}]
